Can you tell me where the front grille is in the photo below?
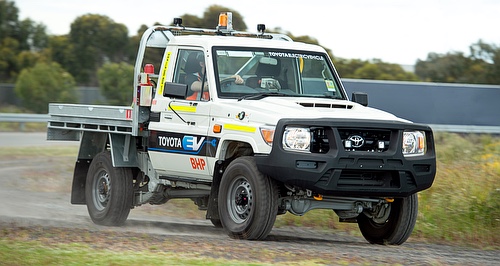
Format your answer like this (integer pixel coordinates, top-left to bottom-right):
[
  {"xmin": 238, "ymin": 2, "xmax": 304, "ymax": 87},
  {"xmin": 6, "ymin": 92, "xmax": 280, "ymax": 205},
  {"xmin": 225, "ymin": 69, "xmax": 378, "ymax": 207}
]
[
  {"xmin": 338, "ymin": 128, "xmax": 391, "ymax": 152},
  {"xmin": 338, "ymin": 170, "xmax": 400, "ymax": 188}
]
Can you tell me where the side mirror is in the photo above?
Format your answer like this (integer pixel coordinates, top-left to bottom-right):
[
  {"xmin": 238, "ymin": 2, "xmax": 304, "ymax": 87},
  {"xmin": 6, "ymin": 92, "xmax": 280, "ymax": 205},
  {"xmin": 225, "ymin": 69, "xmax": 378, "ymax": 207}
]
[
  {"xmin": 351, "ymin": 92, "xmax": 368, "ymax": 107},
  {"xmin": 163, "ymin": 82, "xmax": 188, "ymax": 99}
]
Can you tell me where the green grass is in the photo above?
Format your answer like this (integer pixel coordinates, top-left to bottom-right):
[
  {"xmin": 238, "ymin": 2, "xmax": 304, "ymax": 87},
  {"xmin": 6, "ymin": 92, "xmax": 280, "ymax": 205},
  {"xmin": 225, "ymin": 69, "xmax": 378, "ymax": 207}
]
[
  {"xmin": 0, "ymin": 239, "xmax": 266, "ymax": 266},
  {"xmin": 0, "ymin": 233, "xmax": 338, "ymax": 266},
  {"xmin": 0, "ymin": 121, "xmax": 47, "ymax": 132},
  {"xmin": 414, "ymin": 133, "xmax": 500, "ymax": 247}
]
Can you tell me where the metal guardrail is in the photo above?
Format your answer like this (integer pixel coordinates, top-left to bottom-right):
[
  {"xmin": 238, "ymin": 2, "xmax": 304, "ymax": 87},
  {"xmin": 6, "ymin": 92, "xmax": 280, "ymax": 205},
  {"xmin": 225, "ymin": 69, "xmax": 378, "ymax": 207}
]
[
  {"xmin": 429, "ymin": 124, "xmax": 500, "ymax": 134},
  {"xmin": 1, "ymin": 113, "xmax": 500, "ymax": 134},
  {"xmin": 0, "ymin": 113, "xmax": 50, "ymax": 122},
  {"xmin": 0, "ymin": 113, "xmax": 50, "ymax": 131}
]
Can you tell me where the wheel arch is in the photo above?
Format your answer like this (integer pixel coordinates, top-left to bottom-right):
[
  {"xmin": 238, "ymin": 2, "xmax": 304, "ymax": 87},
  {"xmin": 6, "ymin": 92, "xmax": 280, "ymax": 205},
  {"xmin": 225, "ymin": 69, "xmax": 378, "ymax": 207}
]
[{"xmin": 206, "ymin": 137, "xmax": 256, "ymax": 222}]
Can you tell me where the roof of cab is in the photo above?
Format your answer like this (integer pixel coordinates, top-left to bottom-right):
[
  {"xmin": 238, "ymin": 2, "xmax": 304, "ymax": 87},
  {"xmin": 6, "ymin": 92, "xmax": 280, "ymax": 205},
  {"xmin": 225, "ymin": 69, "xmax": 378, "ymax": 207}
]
[{"xmin": 167, "ymin": 34, "xmax": 327, "ymax": 53}]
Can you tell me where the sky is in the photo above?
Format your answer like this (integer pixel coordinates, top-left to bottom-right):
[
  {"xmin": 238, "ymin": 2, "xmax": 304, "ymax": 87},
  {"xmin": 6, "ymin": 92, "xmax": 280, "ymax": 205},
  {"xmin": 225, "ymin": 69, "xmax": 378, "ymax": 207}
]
[{"xmin": 14, "ymin": 0, "xmax": 500, "ymax": 66}]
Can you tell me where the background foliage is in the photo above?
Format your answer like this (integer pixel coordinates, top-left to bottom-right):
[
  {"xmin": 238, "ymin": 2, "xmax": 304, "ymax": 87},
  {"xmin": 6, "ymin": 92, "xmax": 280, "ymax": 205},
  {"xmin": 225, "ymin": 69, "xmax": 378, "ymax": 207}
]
[
  {"xmin": 97, "ymin": 62, "xmax": 134, "ymax": 105},
  {"xmin": 14, "ymin": 61, "xmax": 76, "ymax": 113}
]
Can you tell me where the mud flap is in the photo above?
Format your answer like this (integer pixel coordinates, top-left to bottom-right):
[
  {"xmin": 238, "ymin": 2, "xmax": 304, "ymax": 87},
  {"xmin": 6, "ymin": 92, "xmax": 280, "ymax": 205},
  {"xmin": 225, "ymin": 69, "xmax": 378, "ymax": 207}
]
[
  {"xmin": 206, "ymin": 160, "xmax": 224, "ymax": 220},
  {"xmin": 70, "ymin": 159, "xmax": 91, "ymax": 204}
]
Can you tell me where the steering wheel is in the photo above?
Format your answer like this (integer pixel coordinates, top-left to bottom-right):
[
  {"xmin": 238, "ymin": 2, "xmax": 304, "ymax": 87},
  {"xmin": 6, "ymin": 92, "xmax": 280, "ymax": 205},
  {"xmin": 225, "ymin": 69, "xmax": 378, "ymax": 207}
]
[{"xmin": 220, "ymin": 77, "xmax": 237, "ymax": 89}]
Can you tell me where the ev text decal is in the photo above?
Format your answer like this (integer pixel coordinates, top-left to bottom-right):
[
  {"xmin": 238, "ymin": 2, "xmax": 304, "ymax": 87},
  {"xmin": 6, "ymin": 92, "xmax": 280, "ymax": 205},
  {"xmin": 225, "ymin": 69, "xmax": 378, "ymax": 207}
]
[{"xmin": 148, "ymin": 131, "xmax": 218, "ymax": 156}]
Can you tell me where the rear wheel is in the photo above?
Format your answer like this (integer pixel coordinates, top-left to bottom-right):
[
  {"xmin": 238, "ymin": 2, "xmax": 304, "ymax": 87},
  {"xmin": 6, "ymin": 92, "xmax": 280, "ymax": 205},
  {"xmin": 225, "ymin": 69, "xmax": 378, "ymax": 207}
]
[
  {"xmin": 85, "ymin": 151, "xmax": 134, "ymax": 226},
  {"xmin": 218, "ymin": 157, "xmax": 278, "ymax": 240},
  {"xmin": 357, "ymin": 194, "xmax": 418, "ymax": 245}
]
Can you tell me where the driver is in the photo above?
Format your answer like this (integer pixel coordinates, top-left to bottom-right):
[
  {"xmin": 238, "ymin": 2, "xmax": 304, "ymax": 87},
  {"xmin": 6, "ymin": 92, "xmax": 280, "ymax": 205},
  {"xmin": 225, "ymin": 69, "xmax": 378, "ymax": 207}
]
[
  {"xmin": 186, "ymin": 53, "xmax": 210, "ymax": 100},
  {"xmin": 186, "ymin": 53, "xmax": 244, "ymax": 100}
]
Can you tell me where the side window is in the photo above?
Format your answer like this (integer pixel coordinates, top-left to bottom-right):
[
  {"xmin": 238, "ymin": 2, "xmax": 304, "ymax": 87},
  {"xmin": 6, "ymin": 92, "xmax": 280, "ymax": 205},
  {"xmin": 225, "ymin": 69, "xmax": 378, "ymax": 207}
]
[{"xmin": 173, "ymin": 49, "xmax": 209, "ymax": 101}]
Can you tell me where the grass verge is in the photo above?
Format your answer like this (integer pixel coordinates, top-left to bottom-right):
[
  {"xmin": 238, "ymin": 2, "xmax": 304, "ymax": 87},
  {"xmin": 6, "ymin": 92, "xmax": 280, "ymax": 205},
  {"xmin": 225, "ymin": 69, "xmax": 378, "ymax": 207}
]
[
  {"xmin": 0, "ymin": 227, "xmax": 346, "ymax": 266},
  {"xmin": 0, "ymin": 239, "xmax": 260, "ymax": 266}
]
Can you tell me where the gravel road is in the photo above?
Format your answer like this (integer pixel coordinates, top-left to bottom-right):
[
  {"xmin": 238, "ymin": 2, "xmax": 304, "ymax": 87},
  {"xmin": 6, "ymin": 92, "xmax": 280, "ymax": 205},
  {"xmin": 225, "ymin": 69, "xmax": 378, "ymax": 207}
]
[{"xmin": 0, "ymin": 132, "xmax": 498, "ymax": 265}]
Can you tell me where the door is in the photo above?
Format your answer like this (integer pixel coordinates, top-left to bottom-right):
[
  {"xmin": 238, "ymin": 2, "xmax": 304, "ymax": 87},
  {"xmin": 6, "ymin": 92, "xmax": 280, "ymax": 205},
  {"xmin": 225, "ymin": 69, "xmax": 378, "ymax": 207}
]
[{"xmin": 148, "ymin": 49, "xmax": 215, "ymax": 181}]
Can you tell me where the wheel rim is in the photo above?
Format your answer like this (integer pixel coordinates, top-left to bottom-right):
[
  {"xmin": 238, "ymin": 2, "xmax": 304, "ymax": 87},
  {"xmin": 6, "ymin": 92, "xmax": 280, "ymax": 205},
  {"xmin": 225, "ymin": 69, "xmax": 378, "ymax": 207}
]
[
  {"xmin": 226, "ymin": 176, "xmax": 253, "ymax": 224},
  {"xmin": 370, "ymin": 204, "xmax": 392, "ymax": 225},
  {"xmin": 93, "ymin": 170, "xmax": 111, "ymax": 211}
]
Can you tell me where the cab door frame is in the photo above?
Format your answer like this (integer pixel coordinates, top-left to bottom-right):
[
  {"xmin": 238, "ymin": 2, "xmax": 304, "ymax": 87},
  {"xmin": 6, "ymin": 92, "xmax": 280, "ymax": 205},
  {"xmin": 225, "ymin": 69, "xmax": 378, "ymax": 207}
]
[{"xmin": 148, "ymin": 47, "xmax": 215, "ymax": 181}]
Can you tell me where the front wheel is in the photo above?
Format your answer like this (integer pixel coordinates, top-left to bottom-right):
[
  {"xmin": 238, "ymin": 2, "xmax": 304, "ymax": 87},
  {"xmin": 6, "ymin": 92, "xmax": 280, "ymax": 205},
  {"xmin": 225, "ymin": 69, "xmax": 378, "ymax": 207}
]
[
  {"xmin": 218, "ymin": 157, "xmax": 278, "ymax": 240},
  {"xmin": 357, "ymin": 194, "xmax": 418, "ymax": 245},
  {"xmin": 85, "ymin": 151, "xmax": 134, "ymax": 226}
]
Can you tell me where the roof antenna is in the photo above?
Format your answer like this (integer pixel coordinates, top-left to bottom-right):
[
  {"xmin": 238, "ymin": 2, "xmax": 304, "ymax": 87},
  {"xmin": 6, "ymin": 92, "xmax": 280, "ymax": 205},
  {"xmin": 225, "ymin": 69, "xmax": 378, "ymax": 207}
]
[
  {"xmin": 173, "ymin": 18, "xmax": 183, "ymax": 27},
  {"xmin": 257, "ymin": 24, "xmax": 266, "ymax": 35}
]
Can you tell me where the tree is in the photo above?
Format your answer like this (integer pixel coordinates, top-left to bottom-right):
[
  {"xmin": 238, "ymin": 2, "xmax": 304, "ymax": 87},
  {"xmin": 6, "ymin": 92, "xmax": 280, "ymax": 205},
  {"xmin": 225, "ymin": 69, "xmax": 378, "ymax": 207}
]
[
  {"xmin": 16, "ymin": 50, "xmax": 41, "ymax": 70},
  {"xmin": 178, "ymin": 14, "xmax": 204, "ymax": 28},
  {"xmin": 126, "ymin": 25, "xmax": 149, "ymax": 63},
  {"xmin": 69, "ymin": 14, "xmax": 129, "ymax": 85},
  {"xmin": 0, "ymin": 0, "xmax": 48, "ymax": 82},
  {"xmin": 202, "ymin": 5, "xmax": 247, "ymax": 30},
  {"xmin": 415, "ymin": 40, "xmax": 500, "ymax": 85},
  {"xmin": 333, "ymin": 58, "xmax": 366, "ymax": 78},
  {"xmin": 97, "ymin": 62, "xmax": 134, "ymax": 105},
  {"xmin": 415, "ymin": 52, "xmax": 470, "ymax": 83},
  {"xmin": 177, "ymin": 5, "xmax": 247, "ymax": 30},
  {"xmin": 0, "ymin": 37, "xmax": 19, "ymax": 81},
  {"xmin": 0, "ymin": 0, "xmax": 19, "ymax": 41},
  {"xmin": 47, "ymin": 35, "xmax": 75, "ymax": 73},
  {"xmin": 469, "ymin": 40, "xmax": 500, "ymax": 84},
  {"xmin": 333, "ymin": 58, "xmax": 419, "ymax": 81},
  {"xmin": 15, "ymin": 61, "xmax": 76, "ymax": 113},
  {"xmin": 17, "ymin": 18, "xmax": 48, "ymax": 52}
]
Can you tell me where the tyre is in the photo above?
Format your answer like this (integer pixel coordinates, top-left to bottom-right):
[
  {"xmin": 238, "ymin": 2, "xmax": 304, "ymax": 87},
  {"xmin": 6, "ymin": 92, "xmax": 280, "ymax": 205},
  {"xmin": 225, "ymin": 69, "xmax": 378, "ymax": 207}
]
[
  {"xmin": 218, "ymin": 157, "xmax": 278, "ymax": 240},
  {"xmin": 85, "ymin": 151, "xmax": 134, "ymax": 226},
  {"xmin": 210, "ymin": 218, "xmax": 223, "ymax": 228},
  {"xmin": 357, "ymin": 193, "xmax": 418, "ymax": 245}
]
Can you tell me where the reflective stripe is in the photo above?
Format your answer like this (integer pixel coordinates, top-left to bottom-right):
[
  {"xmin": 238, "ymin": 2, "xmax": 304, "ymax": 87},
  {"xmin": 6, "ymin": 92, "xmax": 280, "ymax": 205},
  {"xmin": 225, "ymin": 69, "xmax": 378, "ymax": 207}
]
[
  {"xmin": 224, "ymin": 124, "xmax": 256, "ymax": 133},
  {"xmin": 158, "ymin": 52, "xmax": 172, "ymax": 96},
  {"xmin": 168, "ymin": 105, "xmax": 197, "ymax": 113}
]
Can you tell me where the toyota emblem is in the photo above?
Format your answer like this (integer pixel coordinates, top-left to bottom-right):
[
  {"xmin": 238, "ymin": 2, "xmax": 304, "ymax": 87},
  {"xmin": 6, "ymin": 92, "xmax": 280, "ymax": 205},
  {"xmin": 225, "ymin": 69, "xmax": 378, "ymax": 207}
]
[{"xmin": 347, "ymin": 135, "xmax": 365, "ymax": 148}]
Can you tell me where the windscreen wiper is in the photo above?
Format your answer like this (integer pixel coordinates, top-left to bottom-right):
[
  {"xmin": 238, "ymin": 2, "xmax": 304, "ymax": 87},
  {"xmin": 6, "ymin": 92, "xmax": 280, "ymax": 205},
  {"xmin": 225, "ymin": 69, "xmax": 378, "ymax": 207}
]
[{"xmin": 238, "ymin": 92, "xmax": 289, "ymax": 101}]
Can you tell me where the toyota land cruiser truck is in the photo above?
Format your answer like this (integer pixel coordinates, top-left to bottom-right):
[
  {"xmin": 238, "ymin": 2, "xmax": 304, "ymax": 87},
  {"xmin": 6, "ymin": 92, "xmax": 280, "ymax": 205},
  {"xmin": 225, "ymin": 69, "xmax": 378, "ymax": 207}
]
[{"xmin": 47, "ymin": 12, "xmax": 436, "ymax": 245}]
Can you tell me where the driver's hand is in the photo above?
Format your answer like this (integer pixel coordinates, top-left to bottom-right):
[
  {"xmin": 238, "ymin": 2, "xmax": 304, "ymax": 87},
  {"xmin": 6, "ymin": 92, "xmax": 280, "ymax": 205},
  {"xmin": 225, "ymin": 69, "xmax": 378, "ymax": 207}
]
[{"xmin": 234, "ymin": 75, "xmax": 244, "ymax": 85}]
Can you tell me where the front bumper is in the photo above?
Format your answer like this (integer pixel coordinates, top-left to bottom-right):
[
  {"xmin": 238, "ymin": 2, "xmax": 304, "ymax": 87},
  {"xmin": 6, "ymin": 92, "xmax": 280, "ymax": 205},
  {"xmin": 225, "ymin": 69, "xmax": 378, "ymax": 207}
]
[{"xmin": 255, "ymin": 118, "xmax": 436, "ymax": 197}]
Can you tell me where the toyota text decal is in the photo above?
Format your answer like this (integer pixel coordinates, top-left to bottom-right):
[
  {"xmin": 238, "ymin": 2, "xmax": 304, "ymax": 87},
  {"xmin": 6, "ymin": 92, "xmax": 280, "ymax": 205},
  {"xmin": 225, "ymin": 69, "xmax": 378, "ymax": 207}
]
[{"xmin": 148, "ymin": 131, "xmax": 219, "ymax": 156}]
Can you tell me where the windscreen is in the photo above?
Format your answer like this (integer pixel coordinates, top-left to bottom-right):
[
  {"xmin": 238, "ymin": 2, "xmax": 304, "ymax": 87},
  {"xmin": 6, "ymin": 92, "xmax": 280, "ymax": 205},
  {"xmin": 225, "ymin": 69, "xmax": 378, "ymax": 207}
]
[{"xmin": 214, "ymin": 48, "xmax": 345, "ymax": 100}]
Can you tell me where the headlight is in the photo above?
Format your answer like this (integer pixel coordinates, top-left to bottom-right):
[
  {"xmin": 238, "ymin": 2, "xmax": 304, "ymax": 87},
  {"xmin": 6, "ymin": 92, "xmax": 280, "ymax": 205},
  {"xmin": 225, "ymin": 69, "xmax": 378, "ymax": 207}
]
[
  {"xmin": 402, "ymin": 131, "xmax": 426, "ymax": 156},
  {"xmin": 283, "ymin": 127, "xmax": 311, "ymax": 152}
]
